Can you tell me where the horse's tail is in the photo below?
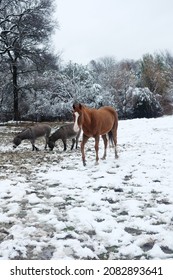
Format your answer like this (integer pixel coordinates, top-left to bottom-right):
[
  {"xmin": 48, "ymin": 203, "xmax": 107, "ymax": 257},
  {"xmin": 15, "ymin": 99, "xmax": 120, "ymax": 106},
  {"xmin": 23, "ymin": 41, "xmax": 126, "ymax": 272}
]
[
  {"xmin": 113, "ymin": 110, "xmax": 118, "ymax": 129},
  {"xmin": 108, "ymin": 109, "xmax": 118, "ymax": 147},
  {"xmin": 108, "ymin": 131, "xmax": 114, "ymax": 147}
]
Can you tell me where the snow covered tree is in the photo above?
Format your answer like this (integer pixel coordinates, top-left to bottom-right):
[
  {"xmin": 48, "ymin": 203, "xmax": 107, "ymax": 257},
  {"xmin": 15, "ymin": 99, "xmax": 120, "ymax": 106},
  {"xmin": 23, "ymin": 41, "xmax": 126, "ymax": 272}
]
[
  {"xmin": 140, "ymin": 53, "xmax": 169, "ymax": 95},
  {"xmin": 113, "ymin": 60, "xmax": 139, "ymax": 118},
  {"xmin": 127, "ymin": 87, "xmax": 163, "ymax": 118},
  {"xmin": 19, "ymin": 63, "xmax": 99, "ymax": 121},
  {"xmin": 140, "ymin": 52, "xmax": 173, "ymax": 115},
  {"xmin": 160, "ymin": 51, "xmax": 173, "ymax": 114},
  {"xmin": 0, "ymin": 0, "xmax": 58, "ymax": 120},
  {"xmin": 89, "ymin": 57, "xmax": 142, "ymax": 118}
]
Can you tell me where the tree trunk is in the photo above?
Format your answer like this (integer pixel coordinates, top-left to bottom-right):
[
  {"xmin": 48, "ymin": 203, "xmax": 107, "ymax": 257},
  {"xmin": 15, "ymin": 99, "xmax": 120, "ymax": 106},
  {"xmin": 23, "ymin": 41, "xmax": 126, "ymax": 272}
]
[{"xmin": 13, "ymin": 63, "xmax": 19, "ymax": 121}]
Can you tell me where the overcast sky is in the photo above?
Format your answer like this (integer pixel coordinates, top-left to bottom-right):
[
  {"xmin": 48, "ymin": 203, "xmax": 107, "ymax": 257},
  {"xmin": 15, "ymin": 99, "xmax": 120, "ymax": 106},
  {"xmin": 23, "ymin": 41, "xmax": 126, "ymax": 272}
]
[{"xmin": 53, "ymin": 0, "xmax": 173, "ymax": 65}]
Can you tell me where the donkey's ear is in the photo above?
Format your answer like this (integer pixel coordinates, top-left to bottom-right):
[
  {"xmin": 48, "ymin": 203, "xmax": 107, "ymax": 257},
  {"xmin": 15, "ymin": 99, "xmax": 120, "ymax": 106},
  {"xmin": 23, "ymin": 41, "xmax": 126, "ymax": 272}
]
[{"xmin": 79, "ymin": 103, "xmax": 82, "ymax": 109}]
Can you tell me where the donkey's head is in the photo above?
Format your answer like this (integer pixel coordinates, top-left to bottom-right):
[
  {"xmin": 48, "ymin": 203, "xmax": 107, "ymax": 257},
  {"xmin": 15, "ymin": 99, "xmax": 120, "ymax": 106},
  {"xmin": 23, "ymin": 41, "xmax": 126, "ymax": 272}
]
[
  {"xmin": 48, "ymin": 139, "xmax": 55, "ymax": 151},
  {"xmin": 13, "ymin": 136, "xmax": 22, "ymax": 148}
]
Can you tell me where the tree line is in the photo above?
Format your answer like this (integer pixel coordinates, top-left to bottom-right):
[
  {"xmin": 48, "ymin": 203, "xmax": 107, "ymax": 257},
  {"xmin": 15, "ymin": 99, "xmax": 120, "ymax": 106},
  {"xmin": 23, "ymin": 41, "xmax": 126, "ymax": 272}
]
[{"xmin": 0, "ymin": 0, "xmax": 173, "ymax": 122}]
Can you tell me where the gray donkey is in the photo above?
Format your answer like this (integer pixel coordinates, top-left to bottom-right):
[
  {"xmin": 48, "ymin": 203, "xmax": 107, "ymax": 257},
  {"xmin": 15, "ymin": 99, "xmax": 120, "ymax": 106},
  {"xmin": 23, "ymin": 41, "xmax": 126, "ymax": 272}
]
[
  {"xmin": 48, "ymin": 123, "xmax": 81, "ymax": 151},
  {"xmin": 13, "ymin": 124, "xmax": 51, "ymax": 151}
]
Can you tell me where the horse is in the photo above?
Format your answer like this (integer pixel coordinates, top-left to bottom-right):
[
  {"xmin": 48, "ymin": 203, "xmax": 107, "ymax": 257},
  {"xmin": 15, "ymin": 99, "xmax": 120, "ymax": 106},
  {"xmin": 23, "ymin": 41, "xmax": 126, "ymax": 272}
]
[
  {"xmin": 48, "ymin": 123, "xmax": 81, "ymax": 151},
  {"xmin": 73, "ymin": 103, "xmax": 118, "ymax": 166},
  {"xmin": 13, "ymin": 124, "xmax": 51, "ymax": 151}
]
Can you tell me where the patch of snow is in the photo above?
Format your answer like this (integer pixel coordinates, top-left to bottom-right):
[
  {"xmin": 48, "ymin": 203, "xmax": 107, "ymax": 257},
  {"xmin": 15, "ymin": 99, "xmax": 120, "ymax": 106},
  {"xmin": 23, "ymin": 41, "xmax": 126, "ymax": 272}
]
[{"xmin": 0, "ymin": 115, "xmax": 173, "ymax": 259}]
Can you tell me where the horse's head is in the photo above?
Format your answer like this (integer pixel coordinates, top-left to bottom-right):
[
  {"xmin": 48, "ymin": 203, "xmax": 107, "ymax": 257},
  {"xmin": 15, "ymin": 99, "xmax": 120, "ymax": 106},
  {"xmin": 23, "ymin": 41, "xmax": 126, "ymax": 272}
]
[
  {"xmin": 13, "ymin": 136, "xmax": 21, "ymax": 148},
  {"xmin": 73, "ymin": 103, "xmax": 83, "ymax": 132}
]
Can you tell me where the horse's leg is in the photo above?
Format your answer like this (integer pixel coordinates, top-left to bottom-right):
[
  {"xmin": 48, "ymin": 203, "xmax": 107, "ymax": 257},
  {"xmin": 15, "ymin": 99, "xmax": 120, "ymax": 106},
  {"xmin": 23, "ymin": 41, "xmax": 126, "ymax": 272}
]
[
  {"xmin": 81, "ymin": 134, "xmax": 89, "ymax": 166},
  {"xmin": 71, "ymin": 138, "xmax": 75, "ymax": 150},
  {"xmin": 75, "ymin": 129, "xmax": 81, "ymax": 149},
  {"xmin": 101, "ymin": 134, "xmax": 108, "ymax": 160},
  {"xmin": 111, "ymin": 128, "xmax": 118, "ymax": 158},
  {"xmin": 94, "ymin": 135, "xmax": 100, "ymax": 165}
]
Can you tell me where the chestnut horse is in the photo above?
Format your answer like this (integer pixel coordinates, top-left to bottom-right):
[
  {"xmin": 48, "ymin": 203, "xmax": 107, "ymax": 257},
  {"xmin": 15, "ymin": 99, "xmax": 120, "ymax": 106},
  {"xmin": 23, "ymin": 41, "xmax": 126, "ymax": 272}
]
[{"xmin": 73, "ymin": 103, "xmax": 118, "ymax": 166}]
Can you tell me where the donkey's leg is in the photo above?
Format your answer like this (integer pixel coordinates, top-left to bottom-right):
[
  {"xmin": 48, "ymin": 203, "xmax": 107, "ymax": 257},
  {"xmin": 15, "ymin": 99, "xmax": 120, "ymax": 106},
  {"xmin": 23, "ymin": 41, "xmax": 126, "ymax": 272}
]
[
  {"xmin": 31, "ymin": 140, "xmax": 39, "ymax": 151},
  {"xmin": 94, "ymin": 135, "xmax": 100, "ymax": 165},
  {"xmin": 62, "ymin": 139, "xmax": 67, "ymax": 151},
  {"xmin": 31, "ymin": 139, "xmax": 35, "ymax": 151},
  {"xmin": 101, "ymin": 134, "xmax": 108, "ymax": 160},
  {"xmin": 45, "ymin": 131, "xmax": 51, "ymax": 150},
  {"xmin": 71, "ymin": 138, "xmax": 75, "ymax": 150},
  {"xmin": 44, "ymin": 136, "xmax": 48, "ymax": 149},
  {"xmin": 81, "ymin": 134, "xmax": 89, "ymax": 166},
  {"xmin": 33, "ymin": 144, "xmax": 39, "ymax": 151},
  {"xmin": 75, "ymin": 137, "xmax": 78, "ymax": 149}
]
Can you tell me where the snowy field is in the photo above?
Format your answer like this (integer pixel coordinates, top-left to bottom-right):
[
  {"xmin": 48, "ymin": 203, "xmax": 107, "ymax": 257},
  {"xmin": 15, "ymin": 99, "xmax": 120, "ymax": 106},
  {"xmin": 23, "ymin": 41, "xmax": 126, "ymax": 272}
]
[{"xmin": 0, "ymin": 116, "xmax": 173, "ymax": 260}]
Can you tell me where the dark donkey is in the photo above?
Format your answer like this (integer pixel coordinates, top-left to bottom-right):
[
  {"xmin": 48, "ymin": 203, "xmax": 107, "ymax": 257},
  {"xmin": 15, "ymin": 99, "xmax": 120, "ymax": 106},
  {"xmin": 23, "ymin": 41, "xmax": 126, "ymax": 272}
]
[
  {"xmin": 13, "ymin": 124, "xmax": 51, "ymax": 151},
  {"xmin": 48, "ymin": 123, "xmax": 81, "ymax": 151}
]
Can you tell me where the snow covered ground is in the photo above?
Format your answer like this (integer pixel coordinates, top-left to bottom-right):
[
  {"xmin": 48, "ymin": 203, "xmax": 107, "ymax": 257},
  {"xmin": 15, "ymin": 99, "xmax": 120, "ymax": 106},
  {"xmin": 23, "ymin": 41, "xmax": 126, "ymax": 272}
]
[{"xmin": 0, "ymin": 116, "xmax": 173, "ymax": 260}]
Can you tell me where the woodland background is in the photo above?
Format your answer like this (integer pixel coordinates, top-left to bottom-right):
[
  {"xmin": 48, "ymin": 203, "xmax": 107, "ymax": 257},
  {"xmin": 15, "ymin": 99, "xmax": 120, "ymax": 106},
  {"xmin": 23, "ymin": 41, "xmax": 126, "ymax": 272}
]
[{"xmin": 1, "ymin": 0, "xmax": 173, "ymax": 122}]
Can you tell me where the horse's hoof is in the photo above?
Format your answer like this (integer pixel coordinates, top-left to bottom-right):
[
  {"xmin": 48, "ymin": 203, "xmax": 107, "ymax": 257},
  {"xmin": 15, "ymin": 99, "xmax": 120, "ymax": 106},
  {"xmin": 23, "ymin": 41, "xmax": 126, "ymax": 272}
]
[{"xmin": 101, "ymin": 156, "xmax": 106, "ymax": 160}]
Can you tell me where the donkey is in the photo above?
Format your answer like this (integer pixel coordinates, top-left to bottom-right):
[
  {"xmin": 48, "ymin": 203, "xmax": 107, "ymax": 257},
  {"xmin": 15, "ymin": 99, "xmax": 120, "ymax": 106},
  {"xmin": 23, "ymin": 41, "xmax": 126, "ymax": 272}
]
[
  {"xmin": 48, "ymin": 123, "xmax": 81, "ymax": 151},
  {"xmin": 13, "ymin": 124, "xmax": 51, "ymax": 151}
]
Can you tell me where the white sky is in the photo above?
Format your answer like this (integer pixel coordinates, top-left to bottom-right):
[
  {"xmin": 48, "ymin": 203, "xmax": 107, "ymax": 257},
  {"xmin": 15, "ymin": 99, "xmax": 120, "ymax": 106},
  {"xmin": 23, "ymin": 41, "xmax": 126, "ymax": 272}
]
[{"xmin": 53, "ymin": 0, "xmax": 173, "ymax": 64}]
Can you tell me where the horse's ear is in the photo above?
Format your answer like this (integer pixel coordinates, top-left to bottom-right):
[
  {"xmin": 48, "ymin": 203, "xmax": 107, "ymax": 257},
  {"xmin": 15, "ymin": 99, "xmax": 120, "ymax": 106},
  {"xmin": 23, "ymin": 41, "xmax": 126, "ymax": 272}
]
[{"xmin": 73, "ymin": 103, "xmax": 83, "ymax": 110}]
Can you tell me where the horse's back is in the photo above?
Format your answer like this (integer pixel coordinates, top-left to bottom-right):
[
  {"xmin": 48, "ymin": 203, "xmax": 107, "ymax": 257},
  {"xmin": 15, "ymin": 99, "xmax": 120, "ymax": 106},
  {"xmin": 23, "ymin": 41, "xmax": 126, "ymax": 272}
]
[
  {"xmin": 94, "ymin": 106, "xmax": 118, "ymax": 128},
  {"xmin": 101, "ymin": 106, "xmax": 118, "ymax": 125},
  {"xmin": 98, "ymin": 106, "xmax": 117, "ymax": 117}
]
